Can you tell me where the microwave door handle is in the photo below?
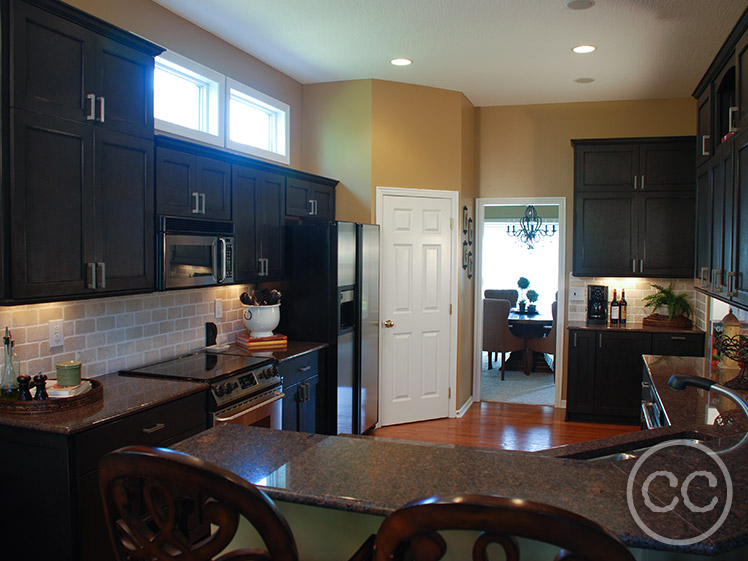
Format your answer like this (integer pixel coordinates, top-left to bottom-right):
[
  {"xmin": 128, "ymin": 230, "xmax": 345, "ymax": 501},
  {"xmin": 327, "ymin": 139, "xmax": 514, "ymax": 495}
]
[
  {"xmin": 213, "ymin": 238, "xmax": 223, "ymax": 283},
  {"xmin": 217, "ymin": 238, "xmax": 227, "ymax": 283}
]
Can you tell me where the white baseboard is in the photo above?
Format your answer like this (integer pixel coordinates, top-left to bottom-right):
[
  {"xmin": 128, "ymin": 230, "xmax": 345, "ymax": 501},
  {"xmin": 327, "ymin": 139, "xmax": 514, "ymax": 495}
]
[{"xmin": 457, "ymin": 396, "xmax": 474, "ymax": 417}]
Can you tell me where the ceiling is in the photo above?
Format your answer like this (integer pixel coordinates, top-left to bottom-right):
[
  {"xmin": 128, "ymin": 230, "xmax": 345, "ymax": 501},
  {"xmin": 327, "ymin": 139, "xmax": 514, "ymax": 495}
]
[{"xmin": 152, "ymin": 0, "xmax": 747, "ymax": 107}]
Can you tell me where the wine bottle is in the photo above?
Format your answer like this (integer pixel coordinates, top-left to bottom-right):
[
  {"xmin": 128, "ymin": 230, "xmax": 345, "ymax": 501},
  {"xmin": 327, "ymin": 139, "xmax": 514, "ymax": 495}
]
[
  {"xmin": 619, "ymin": 289, "xmax": 627, "ymax": 325},
  {"xmin": 610, "ymin": 289, "xmax": 619, "ymax": 325}
]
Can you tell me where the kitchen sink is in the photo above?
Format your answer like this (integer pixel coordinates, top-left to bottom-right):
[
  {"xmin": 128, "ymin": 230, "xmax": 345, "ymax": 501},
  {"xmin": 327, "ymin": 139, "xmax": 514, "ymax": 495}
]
[{"xmin": 562, "ymin": 433, "xmax": 709, "ymax": 463}]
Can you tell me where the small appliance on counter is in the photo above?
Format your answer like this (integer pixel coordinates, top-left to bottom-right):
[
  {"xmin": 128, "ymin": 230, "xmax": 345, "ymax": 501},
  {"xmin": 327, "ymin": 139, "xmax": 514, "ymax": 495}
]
[{"xmin": 587, "ymin": 284, "xmax": 608, "ymax": 324}]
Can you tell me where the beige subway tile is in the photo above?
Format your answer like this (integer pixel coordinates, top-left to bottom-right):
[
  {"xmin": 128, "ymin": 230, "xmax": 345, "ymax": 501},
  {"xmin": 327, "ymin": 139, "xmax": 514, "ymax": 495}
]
[
  {"xmin": 97, "ymin": 345, "xmax": 117, "ymax": 361},
  {"xmin": 87, "ymin": 332, "xmax": 107, "ymax": 348},
  {"xmin": 9, "ymin": 328, "xmax": 26, "ymax": 344},
  {"xmin": 12, "ymin": 309, "xmax": 39, "ymax": 326},
  {"xmin": 107, "ymin": 300, "xmax": 126, "ymax": 315},
  {"xmin": 126, "ymin": 326, "xmax": 143, "ymax": 340},
  {"xmin": 189, "ymin": 316, "xmax": 203, "ymax": 328},
  {"xmin": 181, "ymin": 304, "xmax": 196, "ymax": 317},
  {"xmin": 63, "ymin": 304, "xmax": 86, "ymax": 321},
  {"xmin": 107, "ymin": 357, "xmax": 129, "ymax": 373},
  {"xmin": 136, "ymin": 338, "xmax": 152, "ymax": 352},
  {"xmin": 135, "ymin": 311, "xmax": 151, "ymax": 325},
  {"xmin": 160, "ymin": 294, "xmax": 175, "ymax": 308},
  {"xmin": 97, "ymin": 316, "xmax": 116, "ymax": 331},
  {"xmin": 118, "ymin": 341, "xmax": 136, "ymax": 357},
  {"xmin": 196, "ymin": 303, "xmax": 211, "ymax": 315},
  {"xmin": 152, "ymin": 334, "xmax": 169, "ymax": 349},
  {"xmin": 174, "ymin": 318, "xmax": 189, "ymax": 331},
  {"xmin": 107, "ymin": 329, "xmax": 126, "ymax": 344},
  {"xmin": 159, "ymin": 320, "xmax": 175, "ymax": 334},
  {"xmin": 152, "ymin": 309, "xmax": 167, "ymax": 322},
  {"xmin": 176, "ymin": 342, "xmax": 192, "ymax": 355},
  {"xmin": 116, "ymin": 313, "xmax": 135, "ymax": 328},
  {"xmin": 85, "ymin": 302, "xmax": 107, "ymax": 318},
  {"xmin": 189, "ymin": 291, "xmax": 206, "ymax": 304},
  {"xmin": 167, "ymin": 307, "xmax": 183, "ymax": 320},
  {"xmin": 168, "ymin": 332, "xmax": 183, "ymax": 345},
  {"xmin": 143, "ymin": 323, "xmax": 159, "ymax": 337},
  {"xmin": 126, "ymin": 299, "xmax": 144, "ymax": 312},
  {"xmin": 26, "ymin": 325, "xmax": 47, "ymax": 342},
  {"xmin": 39, "ymin": 307, "xmax": 63, "ymax": 322},
  {"xmin": 79, "ymin": 349, "xmax": 98, "ymax": 364},
  {"xmin": 144, "ymin": 350, "xmax": 162, "ymax": 363},
  {"xmin": 159, "ymin": 346, "xmax": 177, "ymax": 360},
  {"xmin": 65, "ymin": 335, "xmax": 86, "ymax": 352},
  {"xmin": 75, "ymin": 318, "xmax": 96, "ymax": 335},
  {"xmin": 27, "ymin": 357, "xmax": 52, "ymax": 376},
  {"xmin": 15, "ymin": 342, "xmax": 39, "ymax": 361},
  {"xmin": 86, "ymin": 361, "xmax": 109, "ymax": 377}
]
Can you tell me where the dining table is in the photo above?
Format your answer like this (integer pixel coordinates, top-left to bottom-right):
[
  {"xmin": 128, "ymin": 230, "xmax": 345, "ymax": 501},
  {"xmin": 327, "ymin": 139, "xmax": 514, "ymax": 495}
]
[{"xmin": 505, "ymin": 309, "xmax": 554, "ymax": 373}]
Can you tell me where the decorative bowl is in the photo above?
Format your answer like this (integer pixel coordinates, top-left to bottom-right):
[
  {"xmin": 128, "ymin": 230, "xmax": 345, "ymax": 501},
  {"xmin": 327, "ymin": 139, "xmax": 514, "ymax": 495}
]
[{"xmin": 242, "ymin": 304, "xmax": 280, "ymax": 338}]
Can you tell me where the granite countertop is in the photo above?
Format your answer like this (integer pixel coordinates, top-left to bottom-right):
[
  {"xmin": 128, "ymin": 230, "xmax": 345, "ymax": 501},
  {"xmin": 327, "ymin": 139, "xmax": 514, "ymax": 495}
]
[
  {"xmin": 174, "ymin": 423, "xmax": 748, "ymax": 556},
  {"xmin": 0, "ymin": 372, "xmax": 207, "ymax": 434},
  {"xmin": 218, "ymin": 341, "xmax": 328, "ymax": 363},
  {"xmin": 567, "ymin": 321, "xmax": 704, "ymax": 335}
]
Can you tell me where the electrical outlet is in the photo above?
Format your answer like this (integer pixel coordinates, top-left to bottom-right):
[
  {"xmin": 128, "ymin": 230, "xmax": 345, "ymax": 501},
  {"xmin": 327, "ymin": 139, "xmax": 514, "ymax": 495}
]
[
  {"xmin": 570, "ymin": 287, "xmax": 584, "ymax": 301},
  {"xmin": 49, "ymin": 319, "xmax": 64, "ymax": 348},
  {"xmin": 214, "ymin": 299, "xmax": 223, "ymax": 319}
]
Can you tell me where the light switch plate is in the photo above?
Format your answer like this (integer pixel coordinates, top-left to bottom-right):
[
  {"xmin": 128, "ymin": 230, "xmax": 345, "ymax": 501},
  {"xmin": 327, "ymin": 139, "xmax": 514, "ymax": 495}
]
[
  {"xmin": 570, "ymin": 287, "xmax": 584, "ymax": 301},
  {"xmin": 214, "ymin": 299, "xmax": 223, "ymax": 319},
  {"xmin": 49, "ymin": 319, "xmax": 64, "ymax": 348}
]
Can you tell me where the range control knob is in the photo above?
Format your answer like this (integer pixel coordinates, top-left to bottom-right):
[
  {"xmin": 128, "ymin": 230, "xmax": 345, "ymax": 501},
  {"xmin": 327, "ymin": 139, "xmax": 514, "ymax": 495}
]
[
  {"xmin": 225, "ymin": 383, "xmax": 234, "ymax": 394},
  {"xmin": 215, "ymin": 385, "xmax": 224, "ymax": 397}
]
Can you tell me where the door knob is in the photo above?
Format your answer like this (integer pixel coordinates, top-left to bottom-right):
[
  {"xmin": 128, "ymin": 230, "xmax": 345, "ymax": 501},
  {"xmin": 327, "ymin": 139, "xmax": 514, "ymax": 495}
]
[{"xmin": 384, "ymin": 320, "xmax": 394, "ymax": 328}]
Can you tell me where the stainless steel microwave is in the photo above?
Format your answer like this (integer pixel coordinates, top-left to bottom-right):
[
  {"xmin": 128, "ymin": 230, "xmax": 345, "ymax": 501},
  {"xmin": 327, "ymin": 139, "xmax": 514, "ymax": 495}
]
[{"xmin": 158, "ymin": 217, "xmax": 234, "ymax": 290}]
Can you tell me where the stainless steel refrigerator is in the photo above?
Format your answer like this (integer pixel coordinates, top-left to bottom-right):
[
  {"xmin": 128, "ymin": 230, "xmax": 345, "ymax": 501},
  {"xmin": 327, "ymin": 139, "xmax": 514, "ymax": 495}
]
[{"xmin": 274, "ymin": 222, "xmax": 379, "ymax": 435}]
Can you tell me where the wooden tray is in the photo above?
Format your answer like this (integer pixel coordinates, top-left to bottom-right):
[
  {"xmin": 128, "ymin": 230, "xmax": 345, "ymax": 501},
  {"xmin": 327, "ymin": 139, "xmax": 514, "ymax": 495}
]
[
  {"xmin": 641, "ymin": 313, "xmax": 693, "ymax": 329},
  {"xmin": 0, "ymin": 379, "xmax": 103, "ymax": 414}
]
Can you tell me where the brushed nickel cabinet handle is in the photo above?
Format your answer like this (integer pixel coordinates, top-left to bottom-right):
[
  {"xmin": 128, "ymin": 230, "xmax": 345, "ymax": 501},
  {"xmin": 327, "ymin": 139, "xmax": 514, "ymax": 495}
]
[
  {"xmin": 87, "ymin": 262, "xmax": 96, "ymax": 289},
  {"xmin": 298, "ymin": 365, "xmax": 312, "ymax": 372},
  {"xmin": 97, "ymin": 262, "xmax": 106, "ymax": 289},
  {"xmin": 192, "ymin": 192, "xmax": 200, "ymax": 213},
  {"xmin": 98, "ymin": 96, "xmax": 105, "ymax": 123},
  {"xmin": 701, "ymin": 135, "xmax": 710, "ymax": 156},
  {"xmin": 86, "ymin": 93, "xmax": 96, "ymax": 120},
  {"xmin": 640, "ymin": 175, "xmax": 645, "ymax": 190},
  {"xmin": 633, "ymin": 176, "xmax": 637, "ymax": 190},
  {"xmin": 142, "ymin": 422, "xmax": 165, "ymax": 434}
]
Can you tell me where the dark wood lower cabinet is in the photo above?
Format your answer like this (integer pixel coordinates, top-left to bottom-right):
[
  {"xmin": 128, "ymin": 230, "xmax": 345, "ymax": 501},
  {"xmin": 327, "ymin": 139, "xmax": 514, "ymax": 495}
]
[
  {"xmin": 280, "ymin": 351, "xmax": 321, "ymax": 433},
  {"xmin": 566, "ymin": 329, "xmax": 705, "ymax": 424},
  {"xmin": 2, "ymin": 392, "xmax": 207, "ymax": 561}
]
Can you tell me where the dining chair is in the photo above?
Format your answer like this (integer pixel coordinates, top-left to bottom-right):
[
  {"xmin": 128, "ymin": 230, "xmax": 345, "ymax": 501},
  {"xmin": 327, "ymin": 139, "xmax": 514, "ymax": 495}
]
[
  {"xmin": 371, "ymin": 494, "xmax": 634, "ymax": 561},
  {"xmin": 99, "ymin": 445, "xmax": 300, "ymax": 561},
  {"xmin": 482, "ymin": 298, "xmax": 526, "ymax": 379},
  {"xmin": 484, "ymin": 289, "xmax": 519, "ymax": 307},
  {"xmin": 526, "ymin": 300, "xmax": 557, "ymax": 379}
]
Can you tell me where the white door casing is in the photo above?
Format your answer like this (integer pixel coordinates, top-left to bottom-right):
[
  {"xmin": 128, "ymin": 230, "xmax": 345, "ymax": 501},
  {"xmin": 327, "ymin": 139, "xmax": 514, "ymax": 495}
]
[{"xmin": 376, "ymin": 187, "xmax": 458, "ymax": 426}]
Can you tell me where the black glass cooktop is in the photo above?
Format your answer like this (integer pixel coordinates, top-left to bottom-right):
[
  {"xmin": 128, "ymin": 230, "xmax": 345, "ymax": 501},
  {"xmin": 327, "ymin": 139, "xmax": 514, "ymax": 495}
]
[{"xmin": 120, "ymin": 352, "xmax": 272, "ymax": 383}]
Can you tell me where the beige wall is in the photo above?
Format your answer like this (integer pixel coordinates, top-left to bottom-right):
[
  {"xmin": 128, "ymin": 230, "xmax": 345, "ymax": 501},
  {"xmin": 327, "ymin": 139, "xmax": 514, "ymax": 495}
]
[
  {"xmin": 302, "ymin": 80, "xmax": 373, "ymax": 224},
  {"xmin": 66, "ymin": 0, "xmax": 304, "ymax": 169}
]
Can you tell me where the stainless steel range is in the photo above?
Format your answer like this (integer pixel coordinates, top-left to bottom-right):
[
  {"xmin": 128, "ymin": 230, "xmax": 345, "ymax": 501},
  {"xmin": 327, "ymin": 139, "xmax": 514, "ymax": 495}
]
[{"xmin": 120, "ymin": 351, "xmax": 283, "ymax": 429}]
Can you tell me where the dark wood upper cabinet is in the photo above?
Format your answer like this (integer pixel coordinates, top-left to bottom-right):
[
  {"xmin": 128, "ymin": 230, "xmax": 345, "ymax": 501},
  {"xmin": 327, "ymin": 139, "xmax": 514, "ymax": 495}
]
[
  {"xmin": 572, "ymin": 137, "xmax": 695, "ymax": 278},
  {"xmin": 731, "ymin": 128, "xmax": 748, "ymax": 307},
  {"xmin": 11, "ymin": 0, "xmax": 160, "ymax": 138},
  {"xmin": 232, "ymin": 164, "xmax": 285, "ymax": 282},
  {"xmin": 286, "ymin": 177, "xmax": 335, "ymax": 220},
  {"xmin": 156, "ymin": 147, "xmax": 231, "ymax": 220},
  {"xmin": 3, "ymin": 0, "xmax": 162, "ymax": 301}
]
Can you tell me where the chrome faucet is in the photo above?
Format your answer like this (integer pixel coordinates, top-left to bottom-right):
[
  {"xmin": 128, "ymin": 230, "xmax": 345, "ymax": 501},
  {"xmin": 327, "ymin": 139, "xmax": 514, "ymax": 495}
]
[{"xmin": 669, "ymin": 375, "xmax": 748, "ymax": 451}]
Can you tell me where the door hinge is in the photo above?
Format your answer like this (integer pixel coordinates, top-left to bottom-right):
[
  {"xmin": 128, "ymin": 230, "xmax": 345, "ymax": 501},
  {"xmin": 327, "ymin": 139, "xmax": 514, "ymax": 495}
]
[
  {"xmin": 450, "ymin": 218, "xmax": 454, "ymax": 230},
  {"xmin": 449, "ymin": 304, "xmax": 452, "ymax": 315},
  {"xmin": 448, "ymin": 387, "xmax": 452, "ymax": 399}
]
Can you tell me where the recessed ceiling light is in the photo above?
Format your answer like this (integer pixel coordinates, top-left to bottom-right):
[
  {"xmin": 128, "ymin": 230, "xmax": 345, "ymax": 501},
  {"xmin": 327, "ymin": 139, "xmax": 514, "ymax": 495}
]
[
  {"xmin": 390, "ymin": 58, "xmax": 413, "ymax": 66},
  {"xmin": 572, "ymin": 45, "xmax": 596, "ymax": 54},
  {"xmin": 565, "ymin": 0, "xmax": 594, "ymax": 10},
  {"xmin": 574, "ymin": 77, "xmax": 595, "ymax": 84}
]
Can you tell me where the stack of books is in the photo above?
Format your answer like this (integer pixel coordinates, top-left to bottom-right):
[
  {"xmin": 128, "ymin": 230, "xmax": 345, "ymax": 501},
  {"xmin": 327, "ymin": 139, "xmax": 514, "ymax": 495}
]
[
  {"xmin": 46, "ymin": 379, "xmax": 92, "ymax": 398},
  {"xmin": 235, "ymin": 332, "xmax": 288, "ymax": 351}
]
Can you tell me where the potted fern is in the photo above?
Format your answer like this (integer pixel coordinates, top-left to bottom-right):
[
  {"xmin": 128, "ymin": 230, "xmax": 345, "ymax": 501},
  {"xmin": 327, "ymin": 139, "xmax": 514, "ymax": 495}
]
[{"xmin": 642, "ymin": 283, "xmax": 693, "ymax": 328}]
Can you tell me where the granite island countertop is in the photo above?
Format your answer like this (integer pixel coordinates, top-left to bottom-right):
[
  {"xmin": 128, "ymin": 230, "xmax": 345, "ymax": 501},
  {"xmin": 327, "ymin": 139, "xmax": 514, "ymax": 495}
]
[
  {"xmin": 174, "ymin": 422, "xmax": 748, "ymax": 556},
  {"xmin": 567, "ymin": 320, "xmax": 705, "ymax": 335}
]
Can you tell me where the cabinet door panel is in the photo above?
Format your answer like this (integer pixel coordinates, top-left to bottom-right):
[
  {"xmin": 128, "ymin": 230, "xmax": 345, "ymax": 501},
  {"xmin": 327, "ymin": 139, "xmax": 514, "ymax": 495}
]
[
  {"xmin": 638, "ymin": 191, "xmax": 695, "ymax": 277},
  {"xmin": 651, "ymin": 333, "xmax": 705, "ymax": 357},
  {"xmin": 282, "ymin": 382, "xmax": 300, "ymax": 431},
  {"xmin": 734, "ymin": 130, "xmax": 748, "ymax": 306},
  {"xmin": 95, "ymin": 129, "xmax": 154, "ymax": 292},
  {"xmin": 196, "ymin": 156, "xmax": 231, "ymax": 219},
  {"xmin": 694, "ymin": 163, "xmax": 712, "ymax": 288},
  {"xmin": 156, "ymin": 147, "xmax": 195, "ymax": 216},
  {"xmin": 697, "ymin": 91, "xmax": 713, "ymax": 167},
  {"xmin": 11, "ymin": 0, "xmax": 95, "ymax": 121},
  {"xmin": 258, "ymin": 174, "xmax": 285, "ymax": 278},
  {"xmin": 11, "ymin": 110, "xmax": 94, "ymax": 299},
  {"xmin": 566, "ymin": 331, "xmax": 596, "ymax": 417},
  {"xmin": 710, "ymin": 146, "xmax": 734, "ymax": 293},
  {"xmin": 232, "ymin": 164, "xmax": 260, "ymax": 281},
  {"xmin": 286, "ymin": 177, "xmax": 312, "ymax": 217},
  {"xmin": 595, "ymin": 332, "xmax": 650, "ymax": 420},
  {"xmin": 639, "ymin": 141, "xmax": 695, "ymax": 191},
  {"xmin": 312, "ymin": 184, "xmax": 335, "ymax": 220},
  {"xmin": 574, "ymin": 145, "xmax": 638, "ymax": 192},
  {"xmin": 573, "ymin": 194, "xmax": 636, "ymax": 276},
  {"xmin": 738, "ymin": 34, "xmax": 748, "ymax": 130},
  {"xmin": 98, "ymin": 39, "xmax": 155, "ymax": 138}
]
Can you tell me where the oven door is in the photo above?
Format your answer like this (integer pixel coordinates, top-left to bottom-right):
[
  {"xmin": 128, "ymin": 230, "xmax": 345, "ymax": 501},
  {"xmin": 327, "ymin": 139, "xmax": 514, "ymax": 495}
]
[{"xmin": 211, "ymin": 388, "xmax": 284, "ymax": 429}]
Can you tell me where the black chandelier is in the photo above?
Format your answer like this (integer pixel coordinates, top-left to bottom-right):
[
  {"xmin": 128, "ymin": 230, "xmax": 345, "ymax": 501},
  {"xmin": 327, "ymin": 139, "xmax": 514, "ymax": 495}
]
[{"xmin": 506, "ymin": 205, "xmax": 557, "ymax": 249}]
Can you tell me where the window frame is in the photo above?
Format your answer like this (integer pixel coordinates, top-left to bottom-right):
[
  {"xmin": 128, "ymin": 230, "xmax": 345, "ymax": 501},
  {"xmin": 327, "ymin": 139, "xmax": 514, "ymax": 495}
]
[
  {"xmin": 153, "ymin": 51, "xmax": 225, "ymax": 148},
  {"xmin": 225, "ymin": 78, "xmax": 290, "ymax": 165}
]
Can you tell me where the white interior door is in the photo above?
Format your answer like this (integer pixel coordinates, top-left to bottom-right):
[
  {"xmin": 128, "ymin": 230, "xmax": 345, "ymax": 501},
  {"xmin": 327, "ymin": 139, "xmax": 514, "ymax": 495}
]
[{"xmin": 378, "ymin": 189, "xmax": 454, "ymax": 426}]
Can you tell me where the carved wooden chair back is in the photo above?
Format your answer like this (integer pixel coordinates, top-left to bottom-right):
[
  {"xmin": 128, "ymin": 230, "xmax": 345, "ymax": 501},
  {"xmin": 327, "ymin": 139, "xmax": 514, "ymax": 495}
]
[
  {"xmin": 99, "ymin": 445, "xmax": 299, "ymax": 561},
  {"xmin": 484, "ymin": 289, "xmax": 519, "ymax": 307},
  {"xmin": 371, "ymin": 494, "xmax": 634, "ymax": 561}
]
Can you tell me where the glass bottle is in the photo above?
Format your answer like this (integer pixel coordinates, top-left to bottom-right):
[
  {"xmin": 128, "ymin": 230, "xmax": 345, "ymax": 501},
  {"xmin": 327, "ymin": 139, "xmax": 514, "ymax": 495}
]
[
  {"xmin": 1, "ymin": 328, "xmax": 19, "ymax": 399},
  {"xmin": 619, "ymin": 289, "xmax": 627, "ymax": 325},
  {"xmin": 610, "ymin": 289, "xmax": 619, "ymax": 325}
]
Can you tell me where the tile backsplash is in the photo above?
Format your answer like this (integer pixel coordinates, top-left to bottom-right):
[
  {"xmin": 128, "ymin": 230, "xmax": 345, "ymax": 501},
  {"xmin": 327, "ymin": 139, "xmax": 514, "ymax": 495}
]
[
  {"xmin": 0, "ymin": 285, "xmax": 252, "ymax": 379},
  {"xmin": 567, "ymin": 274, "xmax": 696, "ymax": 325}
]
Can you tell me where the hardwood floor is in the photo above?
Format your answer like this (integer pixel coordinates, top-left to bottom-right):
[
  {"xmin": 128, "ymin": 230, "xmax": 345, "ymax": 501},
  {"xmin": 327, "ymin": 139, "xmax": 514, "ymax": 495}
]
[{"xmin": 369, "ymin": 402, "xmax": 640, "ymax": 452}]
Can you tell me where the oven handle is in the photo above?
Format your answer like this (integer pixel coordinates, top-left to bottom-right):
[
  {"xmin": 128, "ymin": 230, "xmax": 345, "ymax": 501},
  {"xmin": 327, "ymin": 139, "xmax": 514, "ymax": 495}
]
[
  {"xmin": 641, "ymin": 401, "xmax": 657, "ymax": 430},
  {"xmin": 214, "ymin": 392, "xmax": 284, "ymax": 423}
]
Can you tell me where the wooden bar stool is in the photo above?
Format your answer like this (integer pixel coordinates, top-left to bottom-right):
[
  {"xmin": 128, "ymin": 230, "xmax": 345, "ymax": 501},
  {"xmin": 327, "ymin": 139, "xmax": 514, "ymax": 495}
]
[
  {"xmin": 371, "ymin": 494, "xmax": 634, "ymax": 561},
  {"xmin": 99, "ymin": 445, "xmax": 299, "ymax": 561}
]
